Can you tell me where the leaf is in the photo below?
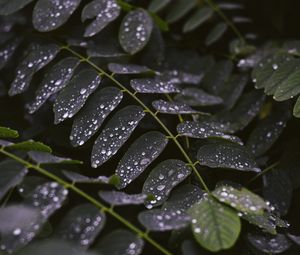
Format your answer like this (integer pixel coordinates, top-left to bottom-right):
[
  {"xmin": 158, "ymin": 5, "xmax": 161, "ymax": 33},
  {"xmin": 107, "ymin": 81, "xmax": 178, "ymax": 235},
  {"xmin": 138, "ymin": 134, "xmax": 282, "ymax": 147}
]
[
  {"xmin": 197, "ymin": 142, "xmax": 260, "ymax": 172},
  {"xmin": 27, "ymin": 57, "xmax": 80, "ymax": 114},
  {"xmin": 9, "ymin": 44, "xmax": 60, "ymax": 96},
  {"xmin": 17, "ymin": 176, "xmax": 49, "ymax": 198},
  {"xmin": 148, "ymin": 0, "xmax": 170, "ymax": 13},
  {"xmin": 165, "ymin": 0, "xmax": 197, "ymax": 23},
  {"xmin": 247, "ymin": 232, "xmax": 291, "ymax": 254},
  {"xmin": 63, "ymin": 170, "xmax": 110, "ymax": 184},
  {"xmin": 130, "ymin": 78, "xmax": 180, "ymax": 93},
  {"xmin": 0, "ymin": 37, "xmax": 21, "ymax": 70},
  {"xmin": 115, "ymin": 131, "xmax": 168, "ymax": 189},
  {"xmin": 205, "ymin": 22, "xmax": 228, "ymax": 46},
  {"xmin": 162, "ymin": 184, "xmax": 204, "ymax": 212},
  {"xmin": 107, "ymin": 63, "xmax": 151, "ymax": 74},
  {"xmin": 6, "ymin": 140, "xmax": 52, "ymax": 153},
  {"xmin": 138, "ymin": 208, "xmax": 190, "ymax": 231},
  {"xmin": 95, "ymin": 229, "xmax": 144, "ymax": 255},
  {"xmin": 98, "ymin": 191, "xmax": 146, "ymax": 206},
  {"xmin": 15, "ymin": 240, "xmax": 97, "ymax": 255},
  {"xmin": 0, "ymin": 126, "xmax": 19, "ymax": 138},
  {"xmin": 175, "ymin": 88, "xmax": 223, "ymax": 106},
  {"xmin": 81, "ymin": 0, "xmax": 121, "ymax": 37},
  {"xmin": 53, "ymin": 69, "xmax": 101, "ymax": 124},
  {"xmin": 0, "ymin": 160, "xmax": 28, "ymax": 200},
  {"xmin": 28, "ymin": 151, "xmax": 82, "ymax": 164},
  {"xmin": 55, "ymin": 204, "xmax": 106, "ymax": 248},
  {"xmin": 152, "ymin": 100, "xmax": 198, "ymax": 114},
  {"xmin": 183, "ymin": 7, "xmax": 213, "ymax": 33},
  {"xmin": 246, "ymin": 108, "xmax": 290, "ymax": 157},
  {"xmin": 188, "ymin": 197, "xmax": 241, "ymax": 252},
  {"xmin": 91, "ymin": 105, "xmax": 145, "ymax": 168},
  {"xmin": 142, "ymin": 159, "xmax": 191, "ymax": 208},
  {"xmin": 213, "ymin": 185, "xmax": 269, "ymax": 214},
  {"xmin": 0, "ymin": 0, "xmax": 34, "ymax": 15},
  {"xmin": 119, "ymin": 9, "xmax": 153, "ymax": 54},
  {"xmin": 177, "ymin": 121, "xmax": 243, "ymax": 145},
  {"xmin": 293, "ymin": 95, "xmax": 300, "ymax": 117},
  {"xmin": 70, "ymin": 87, "xmax": 123, "ymax": 147},
  {"xmin": 32, "ymin": 0, "xmax": 81, "ymax": 31}
]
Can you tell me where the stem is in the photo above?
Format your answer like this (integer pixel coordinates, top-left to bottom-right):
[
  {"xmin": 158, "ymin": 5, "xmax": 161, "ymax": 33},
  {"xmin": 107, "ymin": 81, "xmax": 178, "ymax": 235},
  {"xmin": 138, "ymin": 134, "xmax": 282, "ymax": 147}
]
[
  {"xmin": 0, "ymin": 148, "xmax": 173, "ymax": 255},
  {"xmin": 61, "ymin": 45, "xmax": 210, "ymax": 193},
  {"xmin": 204, "ymin": 0, "xmax": 246, "ymax": 43}
]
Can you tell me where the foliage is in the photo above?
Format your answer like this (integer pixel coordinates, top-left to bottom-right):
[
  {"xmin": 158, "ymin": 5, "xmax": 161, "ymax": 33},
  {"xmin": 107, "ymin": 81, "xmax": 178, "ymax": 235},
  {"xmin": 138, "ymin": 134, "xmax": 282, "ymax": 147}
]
[{"xmin": 0, "ymin": 0, "xmax": 300, "ymax": 254}]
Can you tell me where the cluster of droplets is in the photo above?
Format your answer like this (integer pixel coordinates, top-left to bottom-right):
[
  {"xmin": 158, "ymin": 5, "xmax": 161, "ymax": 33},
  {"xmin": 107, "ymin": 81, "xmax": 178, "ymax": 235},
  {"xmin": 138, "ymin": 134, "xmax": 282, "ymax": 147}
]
[
  {"xmin": 70, "ymin": 87, "xmax": 123, "ymax": 147},
  {"xmin": 152, "ymin": 99, "xmax": 197, "ymax": 114},
  {"xmin": 99, "ymin": 191, "xmax": 147, "ymax": 206},
  {"xmin": 9, "ymin": 44, "xmax": 60, "ymax": 96},
  {"xmin": 108, "ymin": 63, "xmax": 149, "ymax": 74},
  {"xmin": 83, "ymin": 0, "xmax": 121, "ymax": 37},
  {"xmin": 143, "ymin": 159, "xmax": 191, "ymax": 208},
  {"xmin": 116, "ymin": 132, "xmax": 168, "ymax": 189},
  {"xmin": 130, "ymin": 78, "xmax": 180, "ymax": 93}
]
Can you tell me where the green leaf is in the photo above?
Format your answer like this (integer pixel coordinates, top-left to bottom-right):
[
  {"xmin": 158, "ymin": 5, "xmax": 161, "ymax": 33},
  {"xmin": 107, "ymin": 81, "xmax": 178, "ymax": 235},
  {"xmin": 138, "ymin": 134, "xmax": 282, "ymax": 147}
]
[
  {"xmin": 115, "ymin": 131, "xmax": 168, "ymax": 189},
  {"xmin": 63, "ymin": 170, "xmax": 110, "ymax": 184},
  {"xmin": 293, "ymin": 95, "xmax": 300, "ymax": 117},
  {"xmin": 71, "ymin": 87, "xmax": 123, "ymax": 147},
  {"xmin": 94, "ymin": 229, "xmax": 144, "ymax": 255},
  {"xmin": 0, "ymin": 160, "xmax": 27, "ymax": 200},
  {"xmin": 32, "ymin": 0, "xmax": 81, "ymax": 31},
  {"xmin": 81, "ymin": 0, "xmax": 121, "ymax": 37},
  {"xmin": 6, "ymin": 141, "xmax": 52, "ymax": 153},
  {"xmin": 205, "ymin": 22, "xmax": 228, "ymax": 46},
  {"xmin": 0, "ymin": 38, "xmax": 21, "ymax": 70},
  {"xmin": 183, "ymin": 7, "xmax": 213, "ymax": 33},
  {"xmin": 91, "ymin": 105, "xmax": 145, "ymax": 168},
  {"xmin": 55, "ymin": 204, "xmax": 106, "ymax": 248},
  {"xmin": 142, "ymin": 159, "xmax": 191, "ymax": 208},
  {"xmin": 0, "ymin": 127, "xmax": 19, "ymax": 138},
  {"xmin": 152, "ymin": 100, "xmax": 198, "ymax": 114},
  {"xmin": 98, "ymin": 191, "xmax": 146, "ymax": 206},
  {"xmin": 148, "ymin": 0, "xmax": 170, "ymax": 13},
  {"xmin": 0, "ymin": 0, "xmax": 34, "ymax": 15},
  {"xmin": 9, "ymin": 44, "xmax": 60, "ymax": 96},
  {"xmin": 188, "ymin": 197, "xmax": 241, "ymax": 252},
  {"xmin": 213, "ymin": 185, "xmax": 269, "ymax": 214},
  {"xmin": 197, "ymin": 142, "xmax": 260, "ymax": 172},
  {"xmin": 130, "ymin": 78, "xmax": 180, "ymax": 93},
  {"xmin": 53, "ymin": 69, "xmax": 101, "ymax": 124},
  {"xmin": 119, "ymin": 9, "xmax": 153, "ymax": 54},
  {"xmin": 107, "ymin": 63, "xmax": 150, "ymax": 74},
  {"xmin": 28, "ymin": 151, "xmax": 82, "ymax": 165},
  {"xmin": 27, "ymin": 57, "xmax": 80, "ymax": 114},
  {"xmin": 165, "ymin": 0, "xmax": 197, "ymax": 23}
]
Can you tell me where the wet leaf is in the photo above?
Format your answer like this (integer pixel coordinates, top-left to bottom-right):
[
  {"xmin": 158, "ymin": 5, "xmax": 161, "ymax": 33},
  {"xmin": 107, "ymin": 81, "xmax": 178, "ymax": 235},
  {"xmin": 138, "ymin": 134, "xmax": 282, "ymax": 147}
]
[
  {"xmin": 6, "ymin": 140, "xmax": 52, "ymax": 153},
  {"xmin": 108, "ymin": 63, "xmax": 150, "ymax": 74},
  {"xmin": 53, "ymin": 69, "xmax": 101, "ymax": 124},
  {"xmin": 148, "ymin": 0, "xmax": 170, "ymax": 13},
  {"xmin": 247, "ymin": 232, "xmax": 291, "ymax": 254},
  {"xmin": 63, "ymin": 170, "xmax": 110, "ymax": 184},
  {"xmin": 138, "ymin": 208, "xmax": 190, "ymax": 231},
  {"xmin": 0, "ymin": 0, "xmax": 34, "ymax": 15},
  {"xmin": 213, "ymin": 185, "xmax": 269, "ymax": 214},
  {"xmin": 293, "ymin": 95, "xmax": 300, "ymax": 117},
  {"xmin": 165, "ymin": 0, "xmax": 197, "ymax": 23},
  {"xmin": 119, "ymin": 9, "xmax": 153, "ymax": 54},
  {"xmin": 197, "ymin": 142, "xmax": 260, "ymax": 172},
  {"xmin": 115, "ymin": 131, "xmax": 168, "ymax": 189},
  {"xmin": 27, "ymin": 57, "xmax": 80, "ymax": 114},
  {"xmin": 70, "ymin": 87, "xmax": 123, "ymax": 147},
  {"xmin": 95, "ymin": 229, "xmax": 144, "ymax": 255},
  {"xmin": 0, "ymin": 126, "xmax": 19, "ymax": 138},
  {"xmin": 91, "ymin": 105, "xmax": 145, "ymax": 168},
  {"xmin": 205, "ymin": 22, "xmax": 228, "ymax": 46},
  {"xmin": 82, "ymin": 0, "xmax": 121, "ymax": 37},
  {"xmin": 28, "ymin": 151, "xmax": 82, "ymax": 164},
  {"xmin": 0, "ymin": 160, "xmax": 28, "ymax": 200},
  {"xmin": 152, "ymin": 100, "xmax": 198, "ymax": 114},
  {"xmin": 98, "ymin": 191, "xmax": 146, "ymax": 206},
  {"xmin": 9, "ymin": 44, "xmax": 60, "ymax": 96},
  {"xmin": 142, "ymin": 159, "xmax": 191, "ymax": 208},
  {"xmin": 0, "ymin": 37, "xmax": 21, "ymax": 70},
  {"xmin": 56, "ymin": 204, "xmax": 106, "ymax": 247},
  {"xmin": 188, "ymin": 197, "xmax": 241, "ymax": 252},
  {"xmin": 130, "ymin": 77, "xmax": 180, "ymax": 93},
  {"xmin": 183, "ymin": 7, "xmax": 213, "ymax": 33},
  {"xmin": 177, "ymin": 121, "xmax": 243, "ymax": 145},
  {"xmin": 32, "ymin": 0, "xmax": 81, "ymax": 31}
]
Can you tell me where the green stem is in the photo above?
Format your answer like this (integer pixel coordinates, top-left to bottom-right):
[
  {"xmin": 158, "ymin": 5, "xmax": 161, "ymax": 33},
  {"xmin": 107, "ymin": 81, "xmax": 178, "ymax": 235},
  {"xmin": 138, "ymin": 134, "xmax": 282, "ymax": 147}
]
[
  {"xmin": 0, "ymin": 148, "xmax": 173, "ymax": 255},
  {"xmin": 204, "ymin": 0, "xmax": 246, "ymax": 43},
  {"xmin": 61, "ymin": 45, "xmax": 210, "ymax": 193}
]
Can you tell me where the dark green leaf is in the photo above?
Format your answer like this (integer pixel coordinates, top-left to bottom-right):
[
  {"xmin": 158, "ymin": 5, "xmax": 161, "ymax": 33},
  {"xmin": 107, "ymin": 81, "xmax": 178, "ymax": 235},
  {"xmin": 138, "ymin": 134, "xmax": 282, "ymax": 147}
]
[
  {"xmin": 183, "ymin": 7, "xmax": 213, "ymax": 33},
  {"xmin": 148, "ymin": 0, "xmax": 170, "ymax": 13},
  {"xmin": 63, "ymin": 170, "xmax": 110, "ymax": 184},
  {"xmin": 0, "ymin": 0, "xmax": 34, "ymax": 15},
  {"xmin": 165, "ymin": 0, "xmax": 197, "ymax": 23},
  {"xmin": 152, "ymin": 100, "xmax": 198, "ymax": 114},
  {"xmin": 205, "ymin": 22, "xmax": 228, "ymax": 46},
  {"xmin": 293, "ymin": 95, "xmax": 300, "ymax": 117},
  {"xmin": 130, "ymin": 78, "xmax": 180, "ymax": 93},
  {"xmin": 28, "ymin": 151, "xmax": 82, "ymax": 164},
  {"xmin": 98, "ymin": 191, "xmax": 146, "ymax": 206},
  {"xmin": 6, "ymin": 141, "xmax": 52, "ymax": 153},
  {"xmin": 0, "ymin": 126, "xmax": 19, "ymax": 138},
  {"xmin": 0, "ymin": 38, "xmax": 21, "ymax": 70},
  {"xmin": 108, "ymin": 63, "xmax": 150, "ymax": 74}
]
